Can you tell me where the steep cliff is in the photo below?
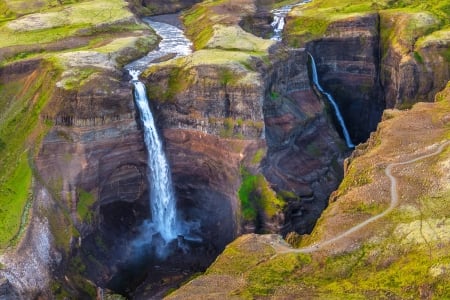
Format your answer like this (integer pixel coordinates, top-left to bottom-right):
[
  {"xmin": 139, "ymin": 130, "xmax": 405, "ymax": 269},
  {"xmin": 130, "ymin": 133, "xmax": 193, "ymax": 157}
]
[
  {"xmin": 306, "ymin": 14, "xmax": 385, "ymax": 144},
  {"xmin": 262, "ymin": 48, "xmax": 347, "ymax": 234},
  {"xmin": 140, "ymin": 34, "xmax": 348, "ymax": 239}
]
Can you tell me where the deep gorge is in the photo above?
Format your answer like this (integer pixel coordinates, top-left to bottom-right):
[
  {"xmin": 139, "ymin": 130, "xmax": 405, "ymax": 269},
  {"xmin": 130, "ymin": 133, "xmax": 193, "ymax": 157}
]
[{"xmin": 0, "ymin": 0, "xmax": 448, "ymax": 298}]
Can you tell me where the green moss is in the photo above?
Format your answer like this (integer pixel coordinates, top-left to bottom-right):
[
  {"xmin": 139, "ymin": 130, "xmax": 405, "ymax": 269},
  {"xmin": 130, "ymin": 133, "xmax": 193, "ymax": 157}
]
[
  {"xmin": 442, "ymin": 47, "xmax": 450, "ymax": 63},
  {"xmin": 244, "ymin": 254, "xmax": 307, "ymax": 296},
  {"xmin": 305, "ymin": 143, "xmax": 322, "ymax": 157},
  {"xmin": 251, "ymin": 149, "xmax": 265, "ymax": 164},
  {"xmin": 207, "ymin": 236, "xmax": 276, "ymax": 276},
  {"xmin": 77, "ymin": 188, "xmax": 95, "ymax": 223},
  {"xmin": 238, "ymin": 168, "xmax": 285, "ymax": 222},
  {"xmin": 59, "ymin": 67, "xmax": 99, "ymax": 90},
  {"xmin": 220, "ymin": 117, "xmax": 235, "ymax": 138},
  {"xmin": 0, "ymin": 61, "xmax": 57, "ymax": 249},
  {"xmin": 47, "ymin": 203, "xmax": 73, "ymax": 252},
  {"xmin": 181, "ymin": 5, "xmax": 213, "ymax": 50},
  {"xmin": 238, "ymin": 169, "xmax": 257, "ymax": 220},
  {"xmin": 336, "ymin": 164, "xmax": 372, "ymax": 197}
]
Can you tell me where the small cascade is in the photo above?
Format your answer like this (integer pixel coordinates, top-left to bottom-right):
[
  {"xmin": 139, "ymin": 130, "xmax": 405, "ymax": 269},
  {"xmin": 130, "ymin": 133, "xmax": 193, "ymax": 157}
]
[
  {"xmin": 308, "ymin": 53, "xmax": 355, "ymax": 148},
  {"xmin": 270, "ymin": 0, "xmax": 311, "ymax": 41}
]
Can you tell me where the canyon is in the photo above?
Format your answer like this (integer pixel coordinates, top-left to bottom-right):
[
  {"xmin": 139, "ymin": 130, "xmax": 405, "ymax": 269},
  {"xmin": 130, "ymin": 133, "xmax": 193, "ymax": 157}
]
[{"xmin": 0, "ymin": 0, "xmax": 449, "ymax": 299}]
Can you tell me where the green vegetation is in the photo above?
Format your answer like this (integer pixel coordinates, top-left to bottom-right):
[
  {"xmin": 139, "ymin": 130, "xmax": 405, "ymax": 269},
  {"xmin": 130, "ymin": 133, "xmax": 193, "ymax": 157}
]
[
  {"xmin": 336, "ymin": 163, "xmax": 372, "ymax": 196},
  {"xmin": 181, "ymin": 5, "xmax": 213, "ymax": 49},
  {"xmin": 238, "ymin": 168, "xmax": 285, "ymax": 222},
  {"xmin": 221, "ymin": 117, "xmax": 235, "ymax": 138},
  {"xmin": 0, "ymin": 61, "xmax": 57, "ymax": 248},
  {"xmin": 207, "ymin": 235, "xmax": 276, "ymax": 276},
  {"xmin": 57, "ymin": 67, "xmax": 100, "ymax": 90},
  {"xmin": 251, "ymin": 149, "xmax": 265, "ymax": 164},
  {"xmin": 0, "ymin": 0, "xmax": 154, "ymax": 67},
  {"xmin": 206, "ymin": 25, "xmax": 274, "ymax": 52},
  {"xmin": 77, "ymin": 188, "xmax": 95, "ymax": 223},
  {"xmin": 0, "ymin": 0, "xmax": 135, "ymax": 47}
]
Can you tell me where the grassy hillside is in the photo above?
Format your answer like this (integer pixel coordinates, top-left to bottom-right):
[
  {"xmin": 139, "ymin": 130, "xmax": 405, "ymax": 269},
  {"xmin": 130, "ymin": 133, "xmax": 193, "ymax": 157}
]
[
  {"xmin": 0, "ymin": 61, "xmax": 57, "ymax": 248},
  {"xmin": 167, "ymin": 83, "xmax": 450, "ymax": 299}
]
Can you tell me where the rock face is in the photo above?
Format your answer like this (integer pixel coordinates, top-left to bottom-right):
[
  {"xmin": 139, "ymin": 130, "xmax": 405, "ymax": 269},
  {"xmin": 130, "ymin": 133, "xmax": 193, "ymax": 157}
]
[
  {"xmin": 35, "ymin": 69, "xmax": 151, "ymax": 292},
  {"xmin": 380, "ymin": 14, "xmax": 449, "ymax": 108},
  {"xmin": 144, "ymin": 63, "xmax": 265, "ymax": 138},
  {"xmin": 165, "ymin": 129, "xmax": 258, "ymax": 246},
  {"xmin": 307, "ymin": 14, "xmax": 385, "ymax": 144}
]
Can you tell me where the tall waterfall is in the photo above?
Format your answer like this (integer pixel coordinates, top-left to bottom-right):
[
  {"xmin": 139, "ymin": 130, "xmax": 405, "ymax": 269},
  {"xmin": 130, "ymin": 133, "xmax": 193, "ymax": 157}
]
[
  {"xmin": 270, "ymin": 0, "xmax": 311, "ymax": 41},
  {"xmin": 130, "ymin": 70, "xmax": 178, "ymax": 242},
  {"xmin": 126, "ymin": 19, "xmax": 193, "ymax": 250},
  {"xmin": 308, "ymin": 53, "xmax": 355, "ymax": 148}
]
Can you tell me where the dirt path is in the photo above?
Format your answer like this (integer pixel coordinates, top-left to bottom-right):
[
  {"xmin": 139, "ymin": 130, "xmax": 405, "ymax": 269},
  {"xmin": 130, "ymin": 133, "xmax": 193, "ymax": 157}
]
[{"xmin": 271, "ymin": 140, "xmax": 450, "ymax": 254}]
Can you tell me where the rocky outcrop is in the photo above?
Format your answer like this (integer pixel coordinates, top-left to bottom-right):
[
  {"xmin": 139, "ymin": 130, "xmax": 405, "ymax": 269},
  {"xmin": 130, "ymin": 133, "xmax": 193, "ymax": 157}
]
[
  {"xmin": 35, "ymin": 69, "xmax": 149, "ymax": 294},
  {"xmin": 144, "ymin": 62, "xmax": 265, "ymax": 138},
  {"xmin": 306, "ymin": 14, "xmax": 385, "ymax": 144},
  {"xmin": 380, "ymin": 13, "xmax": 449, "ymax": 108}
]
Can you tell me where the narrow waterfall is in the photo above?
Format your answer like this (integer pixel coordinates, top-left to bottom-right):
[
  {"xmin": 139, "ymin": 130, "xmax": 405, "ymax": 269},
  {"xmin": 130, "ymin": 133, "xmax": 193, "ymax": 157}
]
[
  {"xmin": 308, "ymin": 53, "xmax": 355, "ymax": 148},
  {"xmin": 130, "ymin": 70, "xmax": 178, "ymax": 243},
  {"xmin": 270, "ymin": 0, "xmax": 311, "ymax": 41}
]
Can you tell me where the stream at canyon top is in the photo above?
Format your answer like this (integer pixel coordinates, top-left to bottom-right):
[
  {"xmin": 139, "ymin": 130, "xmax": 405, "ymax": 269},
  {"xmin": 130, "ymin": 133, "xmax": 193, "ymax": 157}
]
[
  {"xmin": 270, "ymin": 0, "xmax": 311, "ymax": 41},
  {"xmin": 126, "ymin": 17, "xmax": 195, "ymax": 255}
]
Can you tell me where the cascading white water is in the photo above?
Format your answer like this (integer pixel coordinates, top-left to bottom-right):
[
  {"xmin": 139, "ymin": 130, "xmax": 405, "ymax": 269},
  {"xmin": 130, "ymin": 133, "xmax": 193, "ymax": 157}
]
[
  {"xmin": 308, "ymin": 53, "xmax": 355, "ymax": 148},
  {"xmin": 130, "ymin": 70, "xmax": 178, "ymax": 242},
  {"xmin": 270, "ymin": 0, "xmax": 311, "ymax": 41},
  {"xmin": 126, "ymin": 19, "xmax": 193, "ymax": 247},
  {"xmin": 126, "ymin": 19, "xmax": 192, "ymax": 71}
]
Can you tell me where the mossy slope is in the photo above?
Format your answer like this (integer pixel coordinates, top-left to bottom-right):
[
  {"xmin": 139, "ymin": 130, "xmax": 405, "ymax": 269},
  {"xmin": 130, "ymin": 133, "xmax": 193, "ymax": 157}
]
[{"xmin": 0, "ymin": 60, "xmax": 58, "ymax": 248}]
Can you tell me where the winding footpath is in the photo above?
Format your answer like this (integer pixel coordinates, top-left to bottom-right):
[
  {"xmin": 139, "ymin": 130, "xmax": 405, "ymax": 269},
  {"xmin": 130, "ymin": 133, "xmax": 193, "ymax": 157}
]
[{"xmin": 273, "ymin": 140, "xmax": 450, "ymax": 254}]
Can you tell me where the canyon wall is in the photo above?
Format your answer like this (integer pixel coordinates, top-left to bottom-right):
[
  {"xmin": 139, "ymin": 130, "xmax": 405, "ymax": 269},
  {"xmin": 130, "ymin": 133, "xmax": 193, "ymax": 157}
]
[{"xmin": 306, "ymin": 14, "xmax": 385, "ymax": 144}]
